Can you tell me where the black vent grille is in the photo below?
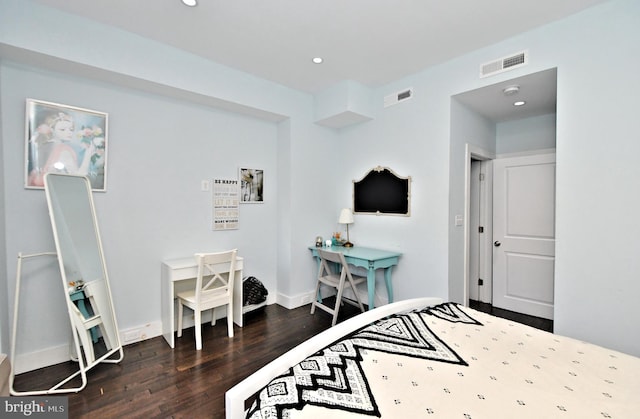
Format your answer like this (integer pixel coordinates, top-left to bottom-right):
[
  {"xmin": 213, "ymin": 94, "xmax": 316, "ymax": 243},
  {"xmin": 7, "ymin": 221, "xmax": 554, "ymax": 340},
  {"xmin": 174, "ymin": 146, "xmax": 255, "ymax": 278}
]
[{"xmin": 503, "ymin": 53, "xmax": 526, "ymax": 68}]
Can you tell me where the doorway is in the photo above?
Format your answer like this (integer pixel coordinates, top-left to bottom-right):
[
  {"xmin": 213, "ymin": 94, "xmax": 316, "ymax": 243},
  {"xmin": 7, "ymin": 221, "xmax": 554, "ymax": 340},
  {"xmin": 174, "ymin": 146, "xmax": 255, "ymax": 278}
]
[
  {"xmin": 457, "ymin": 68, "xmax": 558, "ymax": 321},
  {"xmin": 466, "ymin": 149, "xmax": 556, "ymax": 320}
]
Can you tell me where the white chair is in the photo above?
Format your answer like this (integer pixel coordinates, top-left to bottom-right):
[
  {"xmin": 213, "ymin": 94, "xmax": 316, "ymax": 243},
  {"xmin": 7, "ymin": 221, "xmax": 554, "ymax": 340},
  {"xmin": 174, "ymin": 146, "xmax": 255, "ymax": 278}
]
[
  {"xmin": 310, "ymin": 248, "xmax": 366, "ymax": 326},
  {"xmin": 177, "ymin": 249, "xmax": 238, "ymax": 350}
]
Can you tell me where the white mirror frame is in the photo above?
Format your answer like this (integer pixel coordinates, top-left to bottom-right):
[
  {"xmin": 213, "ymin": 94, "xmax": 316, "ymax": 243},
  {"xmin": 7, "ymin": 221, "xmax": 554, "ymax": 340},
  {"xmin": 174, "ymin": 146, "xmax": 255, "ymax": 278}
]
[{"xmin": 10, "ymin": 173, "xmax": 123, "ymax": 395}]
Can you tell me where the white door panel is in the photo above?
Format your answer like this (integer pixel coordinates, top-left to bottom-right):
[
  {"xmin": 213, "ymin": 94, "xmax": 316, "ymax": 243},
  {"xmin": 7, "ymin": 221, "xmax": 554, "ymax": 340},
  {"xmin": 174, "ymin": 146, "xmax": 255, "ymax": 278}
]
[
  {"xmin": 505, "ymin": 252, "xmax": 555, "ymax": 303},
  {"xmin": 505, "ymin": 164, "xmax": 555, "ymax": 238},
  {"xmin": 493, "ymin": 153, "xmax": 555, "ymax": 319}
]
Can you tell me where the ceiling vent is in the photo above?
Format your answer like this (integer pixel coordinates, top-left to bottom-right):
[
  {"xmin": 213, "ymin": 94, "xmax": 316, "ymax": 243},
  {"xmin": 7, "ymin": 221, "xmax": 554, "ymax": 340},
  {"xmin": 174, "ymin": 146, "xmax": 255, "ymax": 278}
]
[
  {"xmin": 384, "ymin": 88, "xmax": 413, "ymax": 108},
  {"xmin": 480, "ymin": 51, "xmax": 528, "ymax": 78}
]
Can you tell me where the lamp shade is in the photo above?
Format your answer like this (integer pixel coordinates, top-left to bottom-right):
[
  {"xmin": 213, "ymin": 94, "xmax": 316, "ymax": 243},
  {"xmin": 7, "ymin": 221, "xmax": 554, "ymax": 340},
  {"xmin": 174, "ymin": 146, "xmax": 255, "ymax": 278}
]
[{"xmin": 338, "ymin": 208, "xmax": 354, "ymax": 224}]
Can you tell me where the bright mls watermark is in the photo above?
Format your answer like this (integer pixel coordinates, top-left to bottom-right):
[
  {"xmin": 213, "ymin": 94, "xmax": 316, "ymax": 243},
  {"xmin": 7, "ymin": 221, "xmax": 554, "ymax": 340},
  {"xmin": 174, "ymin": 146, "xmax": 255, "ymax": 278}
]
[{"xmin": 1, "ymin": 397, "xmax": 68, "ymax": 418}]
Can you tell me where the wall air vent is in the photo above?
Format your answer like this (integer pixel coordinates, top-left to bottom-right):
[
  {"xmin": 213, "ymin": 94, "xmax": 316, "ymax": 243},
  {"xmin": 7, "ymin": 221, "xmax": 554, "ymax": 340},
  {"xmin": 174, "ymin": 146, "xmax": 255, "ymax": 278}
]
[
  {"xmin": 384, "ymin": 88, "xmax": 413, "ymax": 108},
  {"xmin": 480, "ymin": 50, "xmax": 528, "ymax": 78}
]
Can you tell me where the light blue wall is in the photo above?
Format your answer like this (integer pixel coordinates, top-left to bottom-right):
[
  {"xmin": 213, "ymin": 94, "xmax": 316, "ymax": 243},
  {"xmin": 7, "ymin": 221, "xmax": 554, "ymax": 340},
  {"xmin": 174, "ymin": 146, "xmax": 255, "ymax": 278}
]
[
  {"xmin": 496, "ymin": 114, "xmax": 556, "ymax": 154},
  {"xmin": 0, "ymin": 0, "xmax": 341, "ymax": 367},
  {"xmin": 0, "ymin": 64, "xmax": 7, "ymax": 352},
  {"xmin": 552, "ymin": 0, "xmax": 640, "ymax": 356},
  {"xmin": 341, "ymin": 0, "xmax": 640, "ymax": 356},
  {"xmin": 2, "ymin": 0, "xmax": 640, "ymax": 365},
  {"xmin": 0, "ymin": 62, "xmax": 280, "ymax": 358},
  {"xmin": 448, "ymin": 100, "xmax": 497, "ymax": 303}
]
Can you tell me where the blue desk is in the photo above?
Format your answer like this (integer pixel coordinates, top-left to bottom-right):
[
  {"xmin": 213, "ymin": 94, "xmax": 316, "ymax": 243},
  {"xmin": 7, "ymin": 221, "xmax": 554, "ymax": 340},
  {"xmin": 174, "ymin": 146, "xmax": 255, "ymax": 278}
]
[{"xmin": 309, "ymin": 246, "xmax": 402, "ymax": 309}]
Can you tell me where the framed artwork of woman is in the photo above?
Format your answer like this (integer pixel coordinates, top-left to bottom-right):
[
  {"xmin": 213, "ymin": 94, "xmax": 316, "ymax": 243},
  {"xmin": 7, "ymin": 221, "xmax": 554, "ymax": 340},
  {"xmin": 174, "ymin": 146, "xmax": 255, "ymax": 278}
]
[{"xmin": 25, "ymin": 99, "xmax": 109, "ymax": 191}]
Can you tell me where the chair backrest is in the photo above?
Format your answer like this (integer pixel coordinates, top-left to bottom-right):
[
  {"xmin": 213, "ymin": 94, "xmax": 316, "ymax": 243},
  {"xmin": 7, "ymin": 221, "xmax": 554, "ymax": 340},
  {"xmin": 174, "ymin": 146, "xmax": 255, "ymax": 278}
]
[
  {"xmin": 316, "ymin": 248, "xmax": 348, "ymax": 279},
  {"xmin": 194, "ymin": 249, "xmax": 238, "ymax": 302}
]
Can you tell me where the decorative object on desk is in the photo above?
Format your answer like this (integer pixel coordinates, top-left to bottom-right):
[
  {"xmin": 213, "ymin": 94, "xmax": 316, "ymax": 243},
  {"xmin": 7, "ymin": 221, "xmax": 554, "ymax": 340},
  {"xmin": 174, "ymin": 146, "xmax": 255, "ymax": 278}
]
[
  {"xmin": 25, "ymin": 99, "xmax": 108, "ymax": 191},
  {"xmin": 338, "ymin": 208, "xmax": 354, "ymax": 247},
  {"xmin": 315, "ymin": 236, "xmax": 323, "ymax": 247},
  {"xmin": 213, "ymin": 178, "xmax": 239, "ymax": 230},
  {"xmin": 325, "ymin": 239, "xmax": 332, "ymax": 247},
  {"xmin": 353, "ymin": 166, "xmax": 411, "ymax": 216},
  {"xmin": 239, "ymin": 168, "xmax": 264, "ymax": 203}
]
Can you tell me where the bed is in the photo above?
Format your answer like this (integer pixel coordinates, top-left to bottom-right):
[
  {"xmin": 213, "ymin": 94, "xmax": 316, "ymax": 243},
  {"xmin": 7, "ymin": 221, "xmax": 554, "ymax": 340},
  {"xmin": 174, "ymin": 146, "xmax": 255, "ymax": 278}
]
[{"xmin": 225, "ymin": 298, "xmax": 640, "ymax": 418}]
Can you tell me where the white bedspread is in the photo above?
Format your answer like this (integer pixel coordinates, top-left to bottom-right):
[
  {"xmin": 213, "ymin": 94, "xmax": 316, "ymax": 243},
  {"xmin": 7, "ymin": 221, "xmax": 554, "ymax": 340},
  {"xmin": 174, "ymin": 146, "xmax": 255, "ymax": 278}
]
[{"xmin": 247, "ymin": 303, "xmax": 640, "ymax": 418}]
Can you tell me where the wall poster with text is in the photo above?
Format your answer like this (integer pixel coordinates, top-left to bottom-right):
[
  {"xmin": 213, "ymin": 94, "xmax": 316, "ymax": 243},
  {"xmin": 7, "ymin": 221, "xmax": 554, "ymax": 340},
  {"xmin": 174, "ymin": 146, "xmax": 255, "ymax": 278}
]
[{"xmin": 213, "ymin": 178, "xmax": 239, "ymax": 230}]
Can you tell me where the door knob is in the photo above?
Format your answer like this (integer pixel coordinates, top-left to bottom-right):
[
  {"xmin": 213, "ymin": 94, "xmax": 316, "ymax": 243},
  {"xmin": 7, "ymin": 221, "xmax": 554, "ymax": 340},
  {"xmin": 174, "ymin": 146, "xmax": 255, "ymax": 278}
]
[{"xmin": 494, "ymin": 241, "xmax": 501, "ymax": 247}]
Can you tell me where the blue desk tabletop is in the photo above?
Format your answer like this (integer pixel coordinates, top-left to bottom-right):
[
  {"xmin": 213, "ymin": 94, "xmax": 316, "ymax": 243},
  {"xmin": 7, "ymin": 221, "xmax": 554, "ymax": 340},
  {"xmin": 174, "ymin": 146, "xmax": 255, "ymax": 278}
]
[{"xmin": 309, "ymin": 245, "xmax": 401, "ymax": 260}]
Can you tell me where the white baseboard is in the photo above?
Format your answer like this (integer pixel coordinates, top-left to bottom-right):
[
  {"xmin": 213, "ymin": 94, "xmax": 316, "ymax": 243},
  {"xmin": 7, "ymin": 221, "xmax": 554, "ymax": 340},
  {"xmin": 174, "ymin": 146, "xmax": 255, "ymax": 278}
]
[
  {"xmin": 277, "ymin": 290, "xmax": 318, "ymax": 309},
  {"xmin": 14, "ymin": 321, "xmax": 164, "ymax": 374},
  {"xmin": 119, "ymin": 320, "xmax": 163, "ymax": 345},
  {"xmin": 13, "ymin": 344, "xmax": 71, "ymax": 375},
  {"xmin": 277, "ymin": 285, "xmax": 389, "ymax": 311}
]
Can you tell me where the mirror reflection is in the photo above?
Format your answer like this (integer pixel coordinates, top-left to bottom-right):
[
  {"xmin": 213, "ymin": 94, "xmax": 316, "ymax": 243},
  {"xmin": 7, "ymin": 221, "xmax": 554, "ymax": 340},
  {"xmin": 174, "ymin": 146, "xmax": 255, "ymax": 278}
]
[{"xmin": 44, "ymin": 173, "xmax": 122, "ymax": 375}]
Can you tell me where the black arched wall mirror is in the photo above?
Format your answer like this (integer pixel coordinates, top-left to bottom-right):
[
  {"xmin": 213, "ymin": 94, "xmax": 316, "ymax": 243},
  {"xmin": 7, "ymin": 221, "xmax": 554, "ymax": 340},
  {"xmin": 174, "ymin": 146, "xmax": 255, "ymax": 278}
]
[{"xmin": 353, "ymin": 166, "xmax": 411, "ymax": 216}]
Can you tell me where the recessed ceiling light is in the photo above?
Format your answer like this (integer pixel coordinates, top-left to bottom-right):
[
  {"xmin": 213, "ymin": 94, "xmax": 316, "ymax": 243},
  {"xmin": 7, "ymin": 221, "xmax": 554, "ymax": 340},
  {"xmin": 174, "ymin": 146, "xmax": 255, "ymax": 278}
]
[
  {"xmin": 513, "ymin": 101, "xmax": 526, "ymax": 106},
  {"xmin": 181, "ymin": 0, "xmax": 197, "ymax": 6},
  {"xmin": 312, "ymin": 57, "xmax": 323, "ymax": 64}
]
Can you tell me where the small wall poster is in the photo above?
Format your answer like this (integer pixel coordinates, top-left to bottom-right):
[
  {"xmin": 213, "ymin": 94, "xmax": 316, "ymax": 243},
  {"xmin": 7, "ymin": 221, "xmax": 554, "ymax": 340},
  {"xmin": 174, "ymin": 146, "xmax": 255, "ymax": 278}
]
[
  {"xmin": 240, "ymin": 168, "xmax": 264, "ymax": 203},
  {"xmin": 213, "ymin": 179, "xmax": 239, "ymax": 230}
]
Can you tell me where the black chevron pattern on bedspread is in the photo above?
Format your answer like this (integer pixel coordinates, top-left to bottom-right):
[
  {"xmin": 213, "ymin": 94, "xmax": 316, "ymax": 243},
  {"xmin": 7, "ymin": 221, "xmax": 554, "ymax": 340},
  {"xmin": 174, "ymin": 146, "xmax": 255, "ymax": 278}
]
[{"xmin": 246, "ymin": 302, "xmax": 482, "ymax": 419}]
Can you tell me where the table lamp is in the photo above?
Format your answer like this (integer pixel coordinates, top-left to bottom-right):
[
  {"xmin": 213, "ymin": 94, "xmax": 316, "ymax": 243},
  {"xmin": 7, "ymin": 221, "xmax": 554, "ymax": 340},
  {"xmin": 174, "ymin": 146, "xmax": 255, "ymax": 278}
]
[{"xmin": 338, "ymin": 208, "xmax": 354, "ymax": 247}]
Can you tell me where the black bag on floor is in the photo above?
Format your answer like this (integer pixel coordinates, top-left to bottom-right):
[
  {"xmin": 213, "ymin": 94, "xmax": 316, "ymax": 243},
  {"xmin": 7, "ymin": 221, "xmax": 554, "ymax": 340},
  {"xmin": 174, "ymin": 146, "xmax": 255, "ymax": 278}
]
[{"xmin": 243, "ymin": 276, "xmax": 268, "ymax": 306}]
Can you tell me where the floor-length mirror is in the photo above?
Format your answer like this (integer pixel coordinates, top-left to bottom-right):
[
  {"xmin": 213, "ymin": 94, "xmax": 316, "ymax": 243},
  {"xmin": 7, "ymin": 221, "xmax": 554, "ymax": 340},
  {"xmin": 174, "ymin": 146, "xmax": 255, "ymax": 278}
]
[{"xmin": 11, "ymin": 173, "xmax": 123, "ymax": 395}]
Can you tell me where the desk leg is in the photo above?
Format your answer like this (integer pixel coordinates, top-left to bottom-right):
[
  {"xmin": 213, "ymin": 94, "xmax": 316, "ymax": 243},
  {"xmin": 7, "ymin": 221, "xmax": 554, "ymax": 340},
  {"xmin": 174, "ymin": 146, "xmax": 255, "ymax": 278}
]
[
  {"xmin": 384, "ymin": 267, "xmax": 394, "ymax": 304},
  {"xmin": 367, "ymin": 267, "xmax": 376, "ymax": 310},
  {"xmin": 233, "ymin": 268, "xmax": 244, "ymax": 327},
  {"xmin": 313, "ymin": 256, "xmax": 323, "ymax": 303},
  {"xmin": 161, "ymin": 266, "xmax": 175, "ymax": 348}
]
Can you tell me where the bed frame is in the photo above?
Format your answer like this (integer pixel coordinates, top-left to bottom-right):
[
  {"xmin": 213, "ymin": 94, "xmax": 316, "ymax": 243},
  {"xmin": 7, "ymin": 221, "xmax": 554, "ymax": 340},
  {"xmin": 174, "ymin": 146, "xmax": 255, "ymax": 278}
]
[{"xmin": 225, "ymin": 297, "xmax": 443, "ymax": 419}]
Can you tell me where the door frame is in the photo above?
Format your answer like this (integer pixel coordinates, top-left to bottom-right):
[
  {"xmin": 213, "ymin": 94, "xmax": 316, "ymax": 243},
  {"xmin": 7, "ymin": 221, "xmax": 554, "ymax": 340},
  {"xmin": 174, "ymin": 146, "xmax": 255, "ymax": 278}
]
[{"xmin": 463, "ymin": 144, "xmax": 494, "ymax": 306}]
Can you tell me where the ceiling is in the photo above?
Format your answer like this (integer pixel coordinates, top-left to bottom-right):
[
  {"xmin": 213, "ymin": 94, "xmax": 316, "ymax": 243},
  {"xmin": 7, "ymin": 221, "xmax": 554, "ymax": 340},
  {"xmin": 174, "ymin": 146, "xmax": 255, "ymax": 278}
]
[
  {"xmin": 30, "ymin": 0, "xmax": 606, "ymax": 95},
  {"xmin": 24, "ymin": 1, "xmax": 607, "ymax": 122},
  {"xmin": 455, "ymin": 68, "xmax": 557, "ymax": 123}
]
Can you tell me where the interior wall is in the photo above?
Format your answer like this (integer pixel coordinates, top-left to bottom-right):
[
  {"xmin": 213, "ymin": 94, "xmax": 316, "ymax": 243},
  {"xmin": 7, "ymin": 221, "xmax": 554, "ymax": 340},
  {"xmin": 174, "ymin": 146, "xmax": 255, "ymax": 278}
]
[
  {"xmin": 314, "ymin": 0, "xmax": 640, "ymax": 357},
  {"xmin": 0, "ymin": 0, "xmax": 343, "ymax": 368},
  {"xmin": 448, "ymin": 100, "xmax": 497, "ymax": 304},
  {"xmin": 0, "ymin": 62, "xmax": 281, "ymax": 364},
  {"xmin": 0, "ymin": 64, "xmax": 8, "ymax": 354},
  {"xmin": 552, "ymin": 0, "xmax": 640, "ymax": 356},
  {"xmin": 1, "ymin": 0, "xmax": 639, "ymax": 362},
  {"xmin": 496, "ymin": 113, "xmax": 556, "ymax": 155},
  {"xmin": 444, "ymin": 0, "xmax": 640, "ymax": 356}
]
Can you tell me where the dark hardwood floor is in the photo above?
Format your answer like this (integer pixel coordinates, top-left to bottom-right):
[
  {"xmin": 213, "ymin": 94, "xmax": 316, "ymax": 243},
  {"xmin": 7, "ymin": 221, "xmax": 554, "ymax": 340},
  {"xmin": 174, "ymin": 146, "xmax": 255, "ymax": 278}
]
[
  {"xmin": 13, "ymin": 299, "xmax": 362, "ymax": 419},
  {"xmin": 469, "ymin": 299, "xmax": 553, "ymax": 332},
  {"xmin": 13, "ymin": 299, "xmax": 552, "ymax": 418}
]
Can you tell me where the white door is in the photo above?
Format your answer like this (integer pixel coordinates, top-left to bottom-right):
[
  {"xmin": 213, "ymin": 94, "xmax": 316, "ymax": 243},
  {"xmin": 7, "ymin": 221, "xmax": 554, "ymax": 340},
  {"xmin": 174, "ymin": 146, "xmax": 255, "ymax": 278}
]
[{"xmin": 493, "ymin": 153, "xmax": 555, "ymax": 319}]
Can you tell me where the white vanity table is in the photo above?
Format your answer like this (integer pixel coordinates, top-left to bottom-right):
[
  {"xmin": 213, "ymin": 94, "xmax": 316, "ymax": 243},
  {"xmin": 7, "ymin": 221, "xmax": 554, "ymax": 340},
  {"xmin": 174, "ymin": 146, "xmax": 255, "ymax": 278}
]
[{"xmin": 161, "ymin": 256, "xmax": 244, "ymax": 348}]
